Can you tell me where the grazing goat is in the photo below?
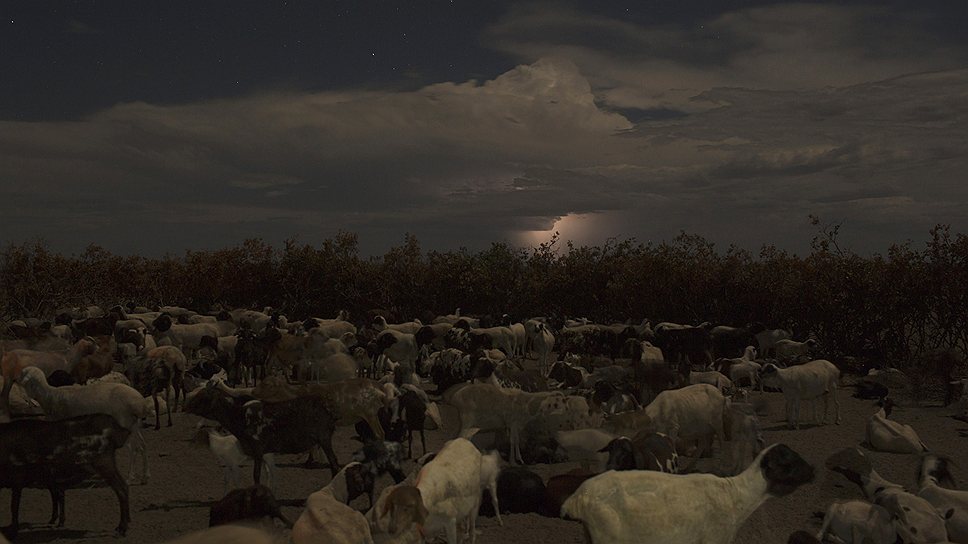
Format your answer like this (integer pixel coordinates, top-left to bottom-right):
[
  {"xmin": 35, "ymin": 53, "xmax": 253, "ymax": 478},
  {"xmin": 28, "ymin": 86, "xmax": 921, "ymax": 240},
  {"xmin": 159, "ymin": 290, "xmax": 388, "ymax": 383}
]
[
  {"xmin": 599, "ymin": 433, "xmax": 679, "ymax": 473},
  {"xmin": 0, "ymin": 414, "xmax": 131, "ymax": 539},
  {"xmin": 760, "ymin": 360, "xmax": 841, "ymax": 429},
  {"xmin": 291, "ymin": 462, "xmax": 376, "ymax": 544},
  {"xmin": 555, "ymin": 429, "xmax": 616, "ymax": 471},
  {"xmin": 562, "ymin": 443, "xmax": 814, "ymax": 544},
  {"xmin": 389, "ymin": 438, "xmax": 482, "ymax": 544},
  {"xmin": 208, "ymin": 484, "xmax": 291, "ymax": 528}
]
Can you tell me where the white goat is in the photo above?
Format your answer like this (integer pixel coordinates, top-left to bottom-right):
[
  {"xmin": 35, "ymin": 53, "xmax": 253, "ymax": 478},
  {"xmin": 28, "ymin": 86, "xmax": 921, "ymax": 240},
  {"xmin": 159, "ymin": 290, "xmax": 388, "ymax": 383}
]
[
  {"xmin": 18, "ymin": 366, "xmax": 150, "ymax": 484},
  {"xmin": 414, "ymin": 437, "xmax": 482, "ymax": 544},
  {"xmin": 555, "ymin": 428, "xmax": 616, "ymax": 472},
  {"xmin": 562, "ymin": 443, "xmax": 814, "ymax": 544},
  {"xmin": 828, "ymin": 447, "xmax": 950, "ymax": 544},
  {"xmin": 754, "ymin": 328, "xmax": 791, "ymax": 358},
  {"xmin": 688, "ymin": 370, "xmax": 734, "ymax": 395},
  {"xmin": 200, "ymin": 425, "xmax": 273, "ymax": 494},
  {"xmin": 917, "ymin": 454, "xmax": 968, "ymax": 543},
  {"xmin": 533, "ymin": 322, "xmax": 556, "ymax": 376},
  {"xmin": 479, "ymin": 450, "xmax": 503, "ymax": 527},
  {"xmin": 292, "ymin": 462, "xmax": 375, "ymax": 544},
  {"xmin": 774, "ymin": 338, "xmax": 817, "ymax": 360},
  {"xmin": 642, "ymin": 384, "xmax": 731, "ymax": 467},
  {"xmin": 760, "ymin": 359, "xmax": 841, "ymax": 429},
  {"xmin": 866, "ymin": 398, "xmax": 926, "ymax": 453},
  {"xmin": 815, "ymin": 500, "xmax": 897, "ymax": 544}
]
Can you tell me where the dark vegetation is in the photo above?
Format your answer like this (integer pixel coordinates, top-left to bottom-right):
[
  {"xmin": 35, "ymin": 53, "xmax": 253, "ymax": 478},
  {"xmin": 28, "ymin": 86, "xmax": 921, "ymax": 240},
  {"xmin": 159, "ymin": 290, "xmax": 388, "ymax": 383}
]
[{"xmin": 3, "ymin": 218, "xmax": 968, "ymax": 378}]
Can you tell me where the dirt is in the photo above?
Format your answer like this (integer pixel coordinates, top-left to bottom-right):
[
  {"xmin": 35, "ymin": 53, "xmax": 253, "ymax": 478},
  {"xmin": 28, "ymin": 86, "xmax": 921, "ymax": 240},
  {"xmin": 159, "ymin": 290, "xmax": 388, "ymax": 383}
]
[{"xmin": 3, "ymin": 383, "xmax": 967, "ymax": 544}]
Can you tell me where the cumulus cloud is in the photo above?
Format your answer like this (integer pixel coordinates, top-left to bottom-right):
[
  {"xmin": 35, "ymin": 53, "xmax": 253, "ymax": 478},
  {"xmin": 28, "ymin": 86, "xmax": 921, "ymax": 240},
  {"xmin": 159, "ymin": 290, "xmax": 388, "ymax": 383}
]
[{"xmin": 2, "ymin": 3, "xmax": 967, "ymax": 255}]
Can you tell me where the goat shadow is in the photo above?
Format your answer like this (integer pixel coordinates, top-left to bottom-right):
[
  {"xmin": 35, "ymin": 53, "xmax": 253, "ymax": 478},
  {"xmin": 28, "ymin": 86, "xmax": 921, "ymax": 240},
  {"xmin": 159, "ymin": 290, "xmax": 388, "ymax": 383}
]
[
  {"xmin": 5, "ymin": 527, "xmax": 92, "ymax": 544},
  {"xmin": 141, "ymin": 497, "xmax": 305, "ymax": 512},
  {"xmin": 760, "ymin": 422, "xmax": 830, "ymax": 432}
]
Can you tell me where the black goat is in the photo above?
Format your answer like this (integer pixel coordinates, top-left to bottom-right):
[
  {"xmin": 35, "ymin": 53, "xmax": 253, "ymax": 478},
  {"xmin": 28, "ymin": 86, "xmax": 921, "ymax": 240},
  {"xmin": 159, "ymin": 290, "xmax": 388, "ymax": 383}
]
[
  {"xmin": 185, "ymin": 383, "xmax": 341, "ymax": 481},
  {"xmin": 0, "ymin": 414, "xmax": 131, "ymax": 539},
  {"xmin": 209, "ymin": 484, "xmax": 291, "ymax": 528}
]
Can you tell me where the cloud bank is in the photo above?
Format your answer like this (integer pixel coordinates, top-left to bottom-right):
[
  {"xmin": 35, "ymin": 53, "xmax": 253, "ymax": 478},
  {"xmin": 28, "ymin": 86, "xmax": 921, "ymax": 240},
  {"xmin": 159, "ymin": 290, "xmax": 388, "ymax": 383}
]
[{"xmin": 2, "ymin": 3, "xmax": 966, "ymax": 255}]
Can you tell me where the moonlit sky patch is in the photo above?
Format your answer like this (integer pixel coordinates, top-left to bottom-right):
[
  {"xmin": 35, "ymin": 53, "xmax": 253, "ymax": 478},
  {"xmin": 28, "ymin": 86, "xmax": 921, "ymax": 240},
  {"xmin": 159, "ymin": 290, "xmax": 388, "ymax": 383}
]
[{"xmin": 1, "ymin": 2, "xmax": 966, "ymax": 255}]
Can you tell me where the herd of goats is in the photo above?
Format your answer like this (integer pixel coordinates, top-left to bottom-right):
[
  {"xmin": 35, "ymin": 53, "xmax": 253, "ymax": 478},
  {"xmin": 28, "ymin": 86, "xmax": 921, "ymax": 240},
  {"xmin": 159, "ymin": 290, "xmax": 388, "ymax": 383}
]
[{"xmin": 1, "ymin": 303, "xmax": 968, "ymax": 543}]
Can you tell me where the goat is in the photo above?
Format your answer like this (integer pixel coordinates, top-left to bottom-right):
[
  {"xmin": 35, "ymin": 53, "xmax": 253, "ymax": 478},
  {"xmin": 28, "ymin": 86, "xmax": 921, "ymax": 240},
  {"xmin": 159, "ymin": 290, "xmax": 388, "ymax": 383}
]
[
  {"xmin": 208, "ymin": 484, "xmax": 291, "ymax": 528},
  {"xmin": 827, "ymin": 447, "xmax": 950, "ymax": 543},
  {"xmin": 18, "ymin": 366, "xmax": 150, "ymax": 484},
  {"xmin": 760, "ymin": 360, "xmax": 841, "ymax": 429},
  {"xmin": 599, "ymin": 433, "xmax": 679, "ymax": 473},
  {"xmin": 917, "ymin": 454, "xmax": 968, "ymax": 543},
  {"xmin": 562, "ymin": 443, "xmax": 814, "ymax": 544},
  {"xmin": 185, "ymin": 383, "xmax": 341, "ymax": 481},
  {"xmin": 0, "ymin": 414, "xmax": 131, "ymax": 539},
  {"xmin": 291, "ymin": 462, "xmax": 376, "ymax": 544},
  {"xmin": 866, "ymin": 397, "xmax": 927, "ymax": 453}
]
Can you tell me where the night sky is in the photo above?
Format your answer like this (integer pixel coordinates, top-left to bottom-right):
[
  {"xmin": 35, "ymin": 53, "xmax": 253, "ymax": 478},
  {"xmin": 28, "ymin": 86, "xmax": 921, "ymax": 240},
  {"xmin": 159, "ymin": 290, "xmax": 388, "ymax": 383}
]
[{"xmin": 2, "ymin": 1, "xmax": 967, "ymax": 255}]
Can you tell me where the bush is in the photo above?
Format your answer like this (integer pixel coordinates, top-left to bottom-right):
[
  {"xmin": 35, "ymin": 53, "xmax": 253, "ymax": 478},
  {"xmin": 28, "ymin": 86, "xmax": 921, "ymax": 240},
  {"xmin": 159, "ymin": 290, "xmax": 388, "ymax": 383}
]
[{"xmin": 4, "ymin": 222, "xmax": 968, "ymax": 373}]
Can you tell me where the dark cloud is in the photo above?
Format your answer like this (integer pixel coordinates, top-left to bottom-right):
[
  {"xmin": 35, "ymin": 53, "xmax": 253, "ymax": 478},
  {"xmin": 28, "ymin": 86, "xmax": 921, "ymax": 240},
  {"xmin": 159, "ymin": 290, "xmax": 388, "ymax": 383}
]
[{"xmin": 2, "ymin": 3, "xmax": 967, "ymax": 255}]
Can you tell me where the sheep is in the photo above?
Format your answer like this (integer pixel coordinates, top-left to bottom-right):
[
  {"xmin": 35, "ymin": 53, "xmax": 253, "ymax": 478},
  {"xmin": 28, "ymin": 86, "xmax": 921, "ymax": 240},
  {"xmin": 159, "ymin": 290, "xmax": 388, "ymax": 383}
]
[
  {"xmin": 760, "ymin": 359, "xmax": 841, "ymax": 429},
  {"xmin": 381, "ymin": 438, "xmax": 482, "ymax": 544},
  {"xmin": 373, "ymin": 330, "xmax": 420, "ymax": 383},
  {"xmin": 479, "ymin": 450, "xmax": 503, "ymax": 526},
  {"xmin": 555, "ymin": 428, "xmax": 616, "ymax": 471},
  {"xmin": 185, "ymin": 383, "xmax": 341, "ymax": 481},
  {"xmin": 917, "ymin": 454, "xmax": 968, "ymax": 543},
  {"xmin": 467, "ymin": 326, "xmax": 516, "ymax": 357},
  {"xmin": 151, "ymin": 314, "xmax": 221, "ymax": 357},
  {"xmin": 751, "ymin": 324, "xmax": 792, "ymax": 358},
  {"xmin": 561, "ymin": 443, "xmax": 814, "ymax": 544},
  {"xmin": 774, "ymin": 338, "xmax": 818, "ymax": 361},
  {"xmin": 208, "ymin": 484, "xmax": 291, "ymax": 528},
  {"xmin": 0, "ymin": 413, "xmax": 131, "ymax": 539},
  {"xmin": 688, "ymin": 370, "xmax": 734, "ymax": 395},
  {"xmin": 371, "ymin": 316, "xmax": 423, "ymax": 335},
  {"xmin": 813, "ymin": 500, "xmax": 898, "ymax": 544},
  {"xmin": 291, "ymin": 462, "xmax": 376, "ymax": 544},
  {"xmin": 639, "ymin": 384, "xmax": 732, "ymax": 469},
  {"xmin": 533, "ymin": 322, "xmax": 556, "ymax": 376},
  {"xmin": 18, "ymin": 366, "xmax": 150, "ymax": 484},
  {"xmin": 827, "ymin": 447, "xmax": 950, "ymax": 544},
  {"xmin": 598, "ymin": 433, "xmax": 679, "ymax": 473},
  {"xmin": 1, "ymin": 338, "xmax": 100, "ymax": 412},
  {"xmin": 508, "ymin": 322, "xmax": 527, "ymax": 357},
  {"xmin": 729, "ymin": 360, "xmax": 763, "ymax": 390},
  {"xmin": 133, "ymin": 345, "xmax": 188, "ymax": 429},
  {"xmin": 67, "ymin": 336, "xmax": 116, "ymax": 384},
  {"xmin": 866, "ymin": 397, "xmax": 927, "ymax": 453}
]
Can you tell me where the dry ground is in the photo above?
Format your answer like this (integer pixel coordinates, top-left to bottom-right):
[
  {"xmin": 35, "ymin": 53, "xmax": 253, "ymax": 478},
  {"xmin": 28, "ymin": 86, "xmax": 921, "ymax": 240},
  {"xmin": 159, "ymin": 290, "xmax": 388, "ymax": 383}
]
[{"xmin": 2, "ymin": 377, "xmax": 967, "ymax": 544}]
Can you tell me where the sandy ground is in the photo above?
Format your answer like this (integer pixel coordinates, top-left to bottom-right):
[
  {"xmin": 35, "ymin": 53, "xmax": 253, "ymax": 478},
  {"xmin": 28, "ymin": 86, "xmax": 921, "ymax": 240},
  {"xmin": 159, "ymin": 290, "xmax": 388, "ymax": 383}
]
[{"xmin": 2, "ymin": 380, "xmax": 967, "ymax": 544}]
